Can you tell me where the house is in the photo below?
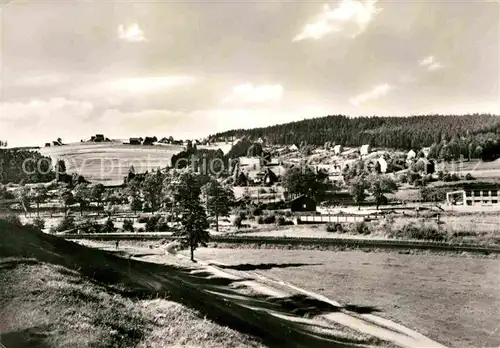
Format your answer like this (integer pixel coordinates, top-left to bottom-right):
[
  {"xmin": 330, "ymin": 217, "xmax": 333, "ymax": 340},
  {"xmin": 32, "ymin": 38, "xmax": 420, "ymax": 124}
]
[
  {"xmin": 287, "ymin": 195, "xmax": 317, "ymax": 212},
  {"xmin": 52, "ymin": 141, "xmax": 61, "ymax": 146},
  {"xmin": 407, "ymin": 150, "xmax": 417, "ymax": 161},
  {"xmin": 94, "ymin": 134, "xmax": 105, "ymax": 142},
  {"xmin": 263, "ymin": 168, "xmax": 279, "ymax": 186},
  {"xmin": 360, "ymin": 144, "xmax": 370, "ymax": 156},
  {"xmin": 421, "ymin": 147, "xmax": 430, "ymax": 158},
  {"xmin": 129, "ymin": 138, "xmax": 142, "ymax": 145},
  {"xmin": 44, "ymin": 143, "xmax": 51, "ymax": 147},
  {"xmin": 142, "ymin": 137, "xmax": 157, "ymax": 146},
  {"xmin": 377, "ymin": 156, "xmax": 388, "ymax": 173},
  {"xmin": 417, "ymin": 158, "xmax": 435, "ymax": 174},
  {"xmin": 333, "ymin": 145, "xmax": 343, "ymax": 155},
  {"xmin": 289, "ymin": 144, "xmax": 299, "ymax": 152},
  {"xmin": 239, "ymin": 157, "xmax": 262, "ymax": 171},
  {"xmin": 235, "ymin": 172, "xmax": 248, "ymax": 186},
  {"xmin": 256, "ymin": 137, "xmax": 265, "ymax": 144}
]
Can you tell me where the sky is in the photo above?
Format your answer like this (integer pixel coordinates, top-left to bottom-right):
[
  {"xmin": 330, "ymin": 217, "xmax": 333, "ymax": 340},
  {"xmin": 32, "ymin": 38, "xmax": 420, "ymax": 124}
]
[{"xmin": 0, "ymin": 0, "xmax": 499, "ymax": 147}]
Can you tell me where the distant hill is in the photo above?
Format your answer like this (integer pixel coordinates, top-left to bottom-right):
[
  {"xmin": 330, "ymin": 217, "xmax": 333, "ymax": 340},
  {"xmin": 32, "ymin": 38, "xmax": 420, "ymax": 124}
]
[{"xmin": 211, "ymin": 114, "xmax": 500, "ymax": 150}]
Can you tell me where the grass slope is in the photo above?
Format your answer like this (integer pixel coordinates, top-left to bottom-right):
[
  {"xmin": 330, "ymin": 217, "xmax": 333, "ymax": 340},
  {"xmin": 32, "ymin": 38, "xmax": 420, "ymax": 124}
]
[{"xmin": 0, "ymin": 222, "xmax": 388, "ymax": 348}]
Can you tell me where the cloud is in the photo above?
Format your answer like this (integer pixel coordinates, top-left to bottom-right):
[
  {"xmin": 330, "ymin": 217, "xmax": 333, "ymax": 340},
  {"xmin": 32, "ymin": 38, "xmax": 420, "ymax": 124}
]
[
  {"xmin": 349, "ymin": 83, "xmax": 391, "ymax": 106},
  {"xmin": 293, "ymin": 0, "xmax": 381, "ymax": 41},
  {"xmin": 13, "ymin": 74, "xmax": 69, "ymax": 87},
  {"xmin": 118, "ymin": 23, "xmax": 147, "ymax": 42},
  {"xmin": 419, "ymin": 56, "xmax": 443, "ymax": 71},
  {"xmin": 71, "ymin": 75, "xmax": 197, "ymax": 104},
  {"xmin": 222, "ymin": 84, "xmax": 284, "ymax": 104},
  {"xmin": 0, "ymin": 98, "xmax": 95, "ymax": 146}
]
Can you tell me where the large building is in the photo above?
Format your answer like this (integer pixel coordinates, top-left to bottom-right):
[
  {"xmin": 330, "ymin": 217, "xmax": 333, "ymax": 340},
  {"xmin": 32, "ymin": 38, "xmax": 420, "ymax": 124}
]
[{"xmin": 446, "ymin": 183, "xmax": 500, "ymax": 205}]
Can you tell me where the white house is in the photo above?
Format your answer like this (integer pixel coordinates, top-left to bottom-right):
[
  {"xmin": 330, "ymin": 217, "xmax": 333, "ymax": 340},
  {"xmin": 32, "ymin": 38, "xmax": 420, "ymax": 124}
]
[
  {"xmin": 256, "ymin": 137, "xmax": 265, "ymax": 144},
  {"xmin": 377, "ymin": 156, "xmax": 388, "ymax": 173},
  {"xmin": 421, "ymin": 147, "xmax": 430, "ymax": 158},
  {"xmin": 407, "ymin": 150, "xmax": 416, "ymax": 161},
  {"xmin": 333, "ymin": 144, "xmax": 343, "ymax": 155},
  {"xmin": 288, "ymin": 144, "xmax": 299, "ymax": 152},
  {"xmin": 360, "ymin": 144, "xmax": 371, "ymax": 156},
  {"xmin": 239, "ymin": 156, "xmax": 262, "ymax": 171}
]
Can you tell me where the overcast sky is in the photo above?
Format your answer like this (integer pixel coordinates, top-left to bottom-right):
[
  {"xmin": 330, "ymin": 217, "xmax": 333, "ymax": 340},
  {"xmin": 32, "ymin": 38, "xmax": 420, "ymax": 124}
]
[{"xmin": 0, "ymin": 0, "xmax": 499, "ymax": 146}]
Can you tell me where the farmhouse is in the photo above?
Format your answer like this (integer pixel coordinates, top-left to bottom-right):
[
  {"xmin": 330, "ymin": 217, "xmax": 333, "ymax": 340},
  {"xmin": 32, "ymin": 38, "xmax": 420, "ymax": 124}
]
[
  {"xmin": 91, "ymin": 134, "xmax": 105, "ymax": 142},
  {"xmin": 407, "ymin": 149, "xmax": 416, "ymax": 161},
  {"xmin": 377, "ymin": 156, "xmax": 388, "ymax": 173},
  {"xmin": 287, "ymin": 195, "xmax": 317, "ymax": 213},
  {"xmin": 143, "ymin": 137, "xmax": 157, "ymax": 145},
  {"xmin": 239, "ymin": 156, "xmax": 262, "ymax": 171},
  {"xmin": 288, "ymin": 144, "xmax": 299, "ymax": 152},
  {"xmin": 44, "ymin": 143, "xmax": 51, "ymax": 147},
  {"xmin": 263, "ymin": 168, "xmax": 279, "ymax": 186},
  {"xmin": 417, "ymin": 158, "xmax": 435, "ymax": 174},
  {"xmin": 129, "ymin": 138, "xmax": 142, "ymax": 145},
  {"xmin": 333, "ymin": 145, "xmax": 343, "ymax": 155},
  {"xmin": 256, "ymin": 137, "xmax": 265, "ymax": 144},
  {"xmin": 360, "ymin": 144, "xmax": 370, "ymax": 156}
]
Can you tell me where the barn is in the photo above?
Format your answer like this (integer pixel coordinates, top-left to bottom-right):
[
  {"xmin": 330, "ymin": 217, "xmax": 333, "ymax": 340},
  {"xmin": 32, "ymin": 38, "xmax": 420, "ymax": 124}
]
[
  {"xmin": 129, "ymin": 138, "xmax": 142, "ymax": 145},
  {"xmin": 287, "ymin": 195, "xmax": 317, "ymax": 212}
]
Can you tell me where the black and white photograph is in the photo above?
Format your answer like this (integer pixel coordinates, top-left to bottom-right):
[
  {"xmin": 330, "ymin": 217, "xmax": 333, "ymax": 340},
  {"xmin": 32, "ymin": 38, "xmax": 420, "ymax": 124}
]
[{"xmin": 0, "ymin": 0, "xmax": 499, "ymax": 347}]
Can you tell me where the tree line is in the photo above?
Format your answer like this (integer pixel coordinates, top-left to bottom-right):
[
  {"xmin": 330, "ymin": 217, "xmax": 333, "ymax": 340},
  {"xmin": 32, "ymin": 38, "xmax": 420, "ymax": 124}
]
[{"xmin": 211, "ymin": 114, "xmax": 500, "ymax": 151}]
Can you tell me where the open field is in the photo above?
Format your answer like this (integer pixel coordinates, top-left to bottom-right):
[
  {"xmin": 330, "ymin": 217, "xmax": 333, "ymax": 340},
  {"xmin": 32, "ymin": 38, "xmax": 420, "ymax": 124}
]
[
  {"xmin": 436, "ymin": 159, "xmax": 500, "ymax": 178},
  {"xmin": 2, "ymin": 221, "xmax": 405, "ymax": 347},
  {"xmin": 40, "ymin": 143, "xmax": 186, "ymax": 185},
  {"xmin": 191, "ymin": 248, "xmax": 500, "ymax": 348}
]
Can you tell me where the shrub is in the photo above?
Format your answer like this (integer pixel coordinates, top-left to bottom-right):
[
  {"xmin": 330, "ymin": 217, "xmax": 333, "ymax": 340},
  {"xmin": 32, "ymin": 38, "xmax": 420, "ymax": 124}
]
[
  {"xmin": 77, "ymin": 219, "xmax": 99, "ymax": 234},
  {"xmin": 249, "ymin": 206, "xmax": 263, "ymax": 216},
  {"xmin": 284, "ymin": 210, "xmax": 293, "ymax": 217},
  {"xmin": 137, "ymin": 227, "xmax": 145, "ymax": 232},
  {"xmin": 354, "ymin": 221, "xmax": 371, "ymax": 235},
  {"xmin": 465, "ymin": 173, "xmax": 474, "ymax": 180},
  {"xmin": 157, "ymin": 217, "xmax": 170, "ymax": 231},
  {"xmin": 258, "ymin": 188, "xmax": 267, "ymax": 194},
  {"xmin": 101, "ymin": 218, "xmax": 115, "ymax": 233},
  {"xmin": 137, "ymin": 216, "xmax": 148, "ymax": 224},
  {"xmin": 326, "ymin": 223, "xmax": 343, "ymax": 233},
  {"xmin": 232, "ymin": 215, "xmax": 244, "ymax": 228},
  {"xmin": 32, "ymin": 217, "xmax": 45, "ymax": 230},
  {"xmin": 258, "ymin": 214, "xmax": 276, "ymax": 224},
  {"xmin": 122, "ymin": 219, "xmax": 134, "ymax": 232},
  {"xmin": 390, "ymin": 221, "xmax": 447, "ymax": 241},
  {"xmin": 276, "ymin": 216, "xmax": 286, "ymax": 225},
  {"xmin": 4, "ymin": 213, "xmax": 22, "ymax": 226},
  {"xmin": 145, "ymin": 215, "xmax": 160, "ymax": 232},
  {"xmin": 55, "ymin": 216, "xmax": 75, "ymax": 232}
]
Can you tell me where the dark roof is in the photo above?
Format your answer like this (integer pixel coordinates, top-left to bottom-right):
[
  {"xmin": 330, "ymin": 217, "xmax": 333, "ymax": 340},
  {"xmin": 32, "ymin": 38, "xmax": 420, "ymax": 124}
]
[{"xmin": 286, "ymin": 194, "xmax": 316, "ymax": 204}]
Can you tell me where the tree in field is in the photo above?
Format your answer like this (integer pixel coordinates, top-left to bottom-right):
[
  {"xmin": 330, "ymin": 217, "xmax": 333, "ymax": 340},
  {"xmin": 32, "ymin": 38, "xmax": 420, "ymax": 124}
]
[
  {"xmin": 173, "ymin": 171, "xmax": 209, "ymax": 262},
  {"xmin": 17, "ymin": 186, "xmax": 32, "ymax": 216},
  {"xmin": 349, "ymin": 176, "xmax": 369, "ymax": 210},
  {"xmin": 141, "ymin": 170, "xmax": 164, "ymax": 212},
  {"xmin": 201, "ymin": 178, "xmax": 234, "ymax": 232},
  {"xmin": 74, "ymin": 183, "xmax": 90, "ymax": 216},
  {"xmin": 90, "ymin": 183, "xmax": 105, "ymax": 215},
  {"xmin": 31, "ymin": 186, "xmax": 48, "ymax": 217},
  {"xmin": 59, "ymin": 189, "xmax": 75, "ymax": 216},
  {"xmin": 367, "ymin": 175, "xmax": 397, "ymax": 209}
]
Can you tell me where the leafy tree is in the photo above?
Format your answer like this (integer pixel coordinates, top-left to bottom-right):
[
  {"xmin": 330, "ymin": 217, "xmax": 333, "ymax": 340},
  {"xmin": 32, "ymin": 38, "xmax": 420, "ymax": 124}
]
[
  {"xmin": 246, "ymin": 143, "xmax": 263, "ymax": 157},
  {"xmin": 31, "ymin": 186, "xmax": 48, "ymax": 217},
  {"xmin": 367, "ymin": 175, "xmax": 397, "ymax": 209},
  {"xmin": 74, "ymin": 183, "xmax": 90, "ymax": 216},
  {"xmin": 101, "ymin": 218, "xmax": 115, "ymax": 233},
  {"xmin": 201, "ymin": 179, "xmax": 234, "ymax": 232},
  {"xmin": 17, "ymin": 186, "xmax": 32, "ymax": 216},
  {"xmin": 122, "ymin": 219, "xmax": 134, "ymax": 232},
  {"xmin": 349, "ymin": 176, "xmax": 368, "ymax": 210},
  {"xmin": 283, "ymin": 166, "xmax": 328, "ymax": 201},
  {"xmin": 173, "ymin": 171, "xmax": 209, "ymax": 262},
  {"xmin": 60, "ymin": 189, "xmax": 75, "ymax": 216},
  {"xmin": 141, "ymin": 170, "xmax": 164, "ymax": 212},
  {"xmin": 90, "ymin": 183, "xmax": 105, "ymax": 215},
  {"xmin": 32, "ymin": 216, "xmax": 45, "ymax": 230},
  {"xmin": 54, "ymin": 215, "xmax": 75, "ymax": 232}
]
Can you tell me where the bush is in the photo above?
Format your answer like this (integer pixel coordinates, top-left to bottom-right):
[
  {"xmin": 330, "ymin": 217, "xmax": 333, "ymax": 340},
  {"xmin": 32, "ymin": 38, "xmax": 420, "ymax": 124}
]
[
  {"xmin": 465, "ymin": 173, "xmax": 474, "ymax": 180},
  {"xmin": 137, "ymin": 227, "xmax": 145, "ymax": 232},
  {"xmin": 390, "ymin": 221, "xmax": 447, "ymax": 241},
  {"xmin": 77, "ymin": 219, "xmax": 99, "ymax": 234},
  {"xmin": 32, "ymin": 217, "xmax": 45, "ymax": 230},
  {"xmin": 276, "ymin": 216, "xmax": 286, "ymax": 225},
  {"xmin": 101, "ymin": 218, "xmax": 115, "ymax": 233},
  {"xmin": 232, "ymin": 215, "xmax": 244, "ymax": 228},
  {"xmin": 55, "ymin": 216, "xmax": 75, "ymax": 232},
  {"xmin": 137, "ymin": 216, "xmax": 149, "ymax": 224},
  {"xmin": 145, "ymin": 215, "xmax": 160, "ymax": 232},
  {"xmin": 258, "ymin": 214, "xmax": 276, "ymax": 224},
  {"xmin": 284, "ymin": 210, "xmax": 293, "ymax": 218},
  {"xmin": 157, "ymin": 217, "xmax": 170, "ymax": 231},
  {"xmin": 354, "ymin": 221, "xmax": 371, "ymax": 235},
  {"xmin": 258, "ymin": 188, "xmax": 267, "ymax": 194},
  {"xmin": 122, "ymin": 219, "xmax": 134, "ymax": 232},
  {"xmin": 249, "ymin": 206, "xmax": 263, "ymax": 216},
  {"xmin": 4, "ymin": 213, "xmax": 22, "ymax": 226},
  {"xmin": 326, "ymin": 223, "xmax": 344, "ymax": 233}
]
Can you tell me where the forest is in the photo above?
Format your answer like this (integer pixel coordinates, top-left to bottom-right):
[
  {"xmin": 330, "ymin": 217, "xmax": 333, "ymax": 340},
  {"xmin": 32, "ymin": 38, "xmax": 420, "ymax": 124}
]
[{"xmin": 212, "ymin": 114, "xmax": 500, "ymax": 149}]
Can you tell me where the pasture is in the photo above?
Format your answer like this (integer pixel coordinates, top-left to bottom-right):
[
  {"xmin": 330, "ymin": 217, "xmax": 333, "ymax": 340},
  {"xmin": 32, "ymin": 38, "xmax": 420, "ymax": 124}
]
[
  {"xmin": 191, "ymin": 248, "xmax": 500, "ymax": 348},
  {"xmin": 40, "ymin": 143, "xmax": 186, "ymax": 185}
]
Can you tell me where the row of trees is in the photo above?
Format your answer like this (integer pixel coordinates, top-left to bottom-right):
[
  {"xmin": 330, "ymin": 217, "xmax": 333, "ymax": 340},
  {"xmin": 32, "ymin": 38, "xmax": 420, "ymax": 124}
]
[
  {"xmin": 0, "ymin": 149, "xmax": 55, "ymax": 184},
  {"xmin": 212, "ymin": 114, "xmax": 500, "ymax": 150}
]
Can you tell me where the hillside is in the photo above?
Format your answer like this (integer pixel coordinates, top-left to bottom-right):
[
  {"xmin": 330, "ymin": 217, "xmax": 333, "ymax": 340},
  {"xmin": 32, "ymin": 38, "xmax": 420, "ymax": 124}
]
[{"xmin": 211, "ymin": 114, "xmax": 500, "ymax": 149}]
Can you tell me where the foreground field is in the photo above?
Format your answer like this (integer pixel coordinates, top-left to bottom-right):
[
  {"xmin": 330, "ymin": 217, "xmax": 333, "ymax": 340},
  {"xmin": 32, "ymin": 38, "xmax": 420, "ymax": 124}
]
[{"xmin": 191, "ymin": 248, "xmax": 500, "ymax": 348}]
